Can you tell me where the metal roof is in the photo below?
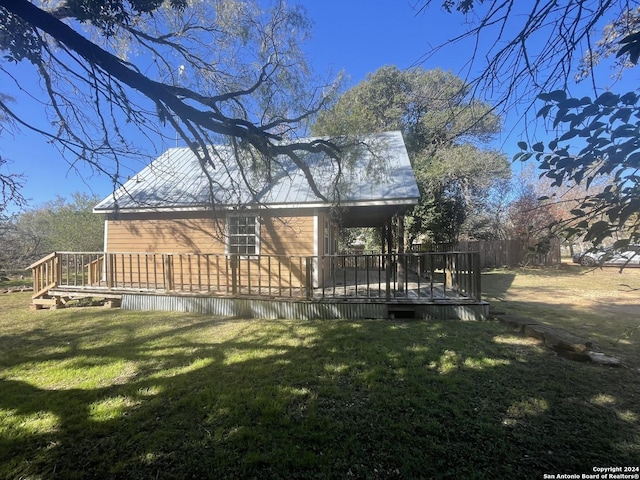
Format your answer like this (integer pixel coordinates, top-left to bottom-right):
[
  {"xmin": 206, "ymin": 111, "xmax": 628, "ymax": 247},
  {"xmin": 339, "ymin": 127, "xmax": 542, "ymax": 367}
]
[{"xmin": 94, "ymin": 131, "xmax": 419, "ymax": 213}]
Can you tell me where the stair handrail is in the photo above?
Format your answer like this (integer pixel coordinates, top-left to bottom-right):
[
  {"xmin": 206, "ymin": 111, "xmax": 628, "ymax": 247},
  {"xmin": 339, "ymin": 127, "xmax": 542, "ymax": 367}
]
[
  {"xmin": 28, "ymin": 251, "xmax": 58, "ymax": 270},
  {"xmin": 29, "ymin": 252, "xmax": 60, "ymax": 299}
]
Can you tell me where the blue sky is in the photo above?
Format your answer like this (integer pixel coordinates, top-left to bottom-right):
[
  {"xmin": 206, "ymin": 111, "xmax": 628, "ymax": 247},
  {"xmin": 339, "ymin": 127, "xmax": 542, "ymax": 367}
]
[{"xmin": 0, "ymin": 1, "xmax": 633, "ymax": 209}]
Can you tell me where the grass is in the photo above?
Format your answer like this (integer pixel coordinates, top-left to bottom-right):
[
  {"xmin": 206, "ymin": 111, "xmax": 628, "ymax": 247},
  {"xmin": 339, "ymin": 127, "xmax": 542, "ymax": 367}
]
[
  {"xmin": 482, "ymin": 263, "xmax": 640, "ymax": 366},
  {"xmin": 0, "ymin": 274, "xmax": 639, "ymax": 479}
]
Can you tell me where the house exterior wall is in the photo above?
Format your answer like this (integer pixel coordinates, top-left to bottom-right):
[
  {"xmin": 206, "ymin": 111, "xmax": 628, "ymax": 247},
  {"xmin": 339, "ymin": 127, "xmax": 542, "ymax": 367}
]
[
  {"xmin": 102, "ymin": 210, "xmax": 318, "ymax": 291},
  {"xmin": 105, "ymin": 214, "xmax": 226, "ymax": 253},
  {"xmin": 105, "ymin": 211, "xmax": 315, "ymax": 255}
]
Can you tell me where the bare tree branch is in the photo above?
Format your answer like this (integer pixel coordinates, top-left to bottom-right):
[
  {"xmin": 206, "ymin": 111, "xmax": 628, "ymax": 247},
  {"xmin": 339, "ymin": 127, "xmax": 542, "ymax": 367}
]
[
  {"xmin": 414, "ymin": 0, "xmax": 621, "ymax": 118},
  {"xmin": 0, "ymin": 0, "xmax": 344, "ymax": 205}
]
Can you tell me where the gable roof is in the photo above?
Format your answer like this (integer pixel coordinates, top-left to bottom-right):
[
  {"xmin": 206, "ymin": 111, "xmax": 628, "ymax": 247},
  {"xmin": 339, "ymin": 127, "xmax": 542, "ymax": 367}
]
[{"xmin": 94, "ymin": 131, "xmax": 419, "ymax": 217}]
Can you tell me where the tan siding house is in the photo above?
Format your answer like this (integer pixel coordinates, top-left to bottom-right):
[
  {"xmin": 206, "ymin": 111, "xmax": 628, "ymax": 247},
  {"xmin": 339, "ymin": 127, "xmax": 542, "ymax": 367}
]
[
  {"xmin": 94, "ymin": 131, "xmax": 419, "ymax": 289},
  {"xmin": 30, "ymin": 131, "xmax": 487, "ymax": 319}
]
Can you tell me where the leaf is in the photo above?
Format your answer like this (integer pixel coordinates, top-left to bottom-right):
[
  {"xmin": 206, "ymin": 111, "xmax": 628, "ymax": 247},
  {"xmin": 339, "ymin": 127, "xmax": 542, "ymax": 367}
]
[
  {"xmin": 595, "ymin": 91, "xmax": 619, "ymax": 106},
  {"xmin": 610, "ymin": 107, "xmax": 632, "ymax": 123},
  {"xmin": 538, "ymin": 90, "xmax": 567, "ymax": 103},
  {"xmin": 559, "ymin": 130, "xmax": 578, "ymax": 142},
  {"xmin": 579, "ymin": 96, "xmax": 593, "ymax": 106},
  {"xmin": 517, "ymin": 141, "xmax": 528, "ymax": 150},
  {"xmin": 617, "ymin": 32, "xmax": 640, "ymax": 65},
  {"xmin": 532, "ymin": 142, "xmax": 544, "ymax": 153},
  {"xmin": 626, "ymin": 152, "xmax": 640, "ymax": 168},
  {"xmin": 612, "ymin": 124, "xmax": 637, "ymax": 139},
  {"xmin": 619, "ymin": 91, "xmax": 639, "ymax": 105},
  {"xmin": 553, "ymin": 109, "xmax": 568, "ymax": 128},
  {"xmin": 584, "ymin": 221, "xmax": 613, "ymax": 242},
  {"xmin": 513, "ymin": 152, "xmax": 532, "ymax": 163},
  {"xmin": 537, "ymin": 104, "xmax": 553, "ymax": 118}
]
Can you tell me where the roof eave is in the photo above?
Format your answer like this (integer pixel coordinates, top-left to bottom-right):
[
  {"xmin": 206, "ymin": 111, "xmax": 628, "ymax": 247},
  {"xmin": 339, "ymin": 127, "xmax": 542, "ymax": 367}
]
[{"xmin": 93, "ymin": 197, "xmax": 420, "ymax": 215}]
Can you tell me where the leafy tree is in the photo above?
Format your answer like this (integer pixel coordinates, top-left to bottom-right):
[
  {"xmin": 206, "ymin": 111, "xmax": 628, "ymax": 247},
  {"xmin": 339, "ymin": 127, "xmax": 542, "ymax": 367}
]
[
  {"xmin": 313, "ymin": 66, "xmax": 510, "ymax": 244},
  {"xmin": 417, "ymin": 1, "xmax": 640, "ymax": 258},
  {"xmin": 0, "ymin": 0, "xmax": 342, "ymax": 202},
  {"xmin": 516, "ymin": 91, "xmax": 640, "ymax": 253},
  {"xmin": 0, "ymin": 193, "xmax": 104, "ymax": 269}
]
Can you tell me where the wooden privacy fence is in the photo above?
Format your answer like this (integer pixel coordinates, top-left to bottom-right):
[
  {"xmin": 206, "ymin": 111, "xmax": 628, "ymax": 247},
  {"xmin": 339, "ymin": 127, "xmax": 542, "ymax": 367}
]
[
  {"xmin": 30, "ymin": 251, "xmax": 482, "ymax": 302},
  {"xmin": 414, "ymin": 239, "xmax": 562, "ymax": 268},
  {"xmin": 457, "ymin": 239, "xmax": 561, "ymax": 267}
]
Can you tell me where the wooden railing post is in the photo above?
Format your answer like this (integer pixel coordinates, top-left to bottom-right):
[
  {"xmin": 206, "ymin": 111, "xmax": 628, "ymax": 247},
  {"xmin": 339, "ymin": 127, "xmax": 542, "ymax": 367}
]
[
  {"xmin": 105, "ymin": 253, "xmax": 113, "ymax": 288},
  {"xmin": 164, "ymin": 254, "xmax": 174, "ymax": 291},
  {"xmin": 473, "ymin": 252, "xmax": 482, "ymax": 301},
  {"xmin": 385, "ymin": 253, "xmax": 392, "ymax": 301},
  {"xmin": 54, "ymin": 253, "xmax": 62, "ymax": 288},
  {"xmin": 305, "ymin": 257, "xmax": 313, "ymax": 300},
  {"xmin": 445, "ymin": 253, "xmax": 454, "ymax": 291},
  {"xmin": 230, "ymin": 254, "xmax": 238, "ymax": 295}
]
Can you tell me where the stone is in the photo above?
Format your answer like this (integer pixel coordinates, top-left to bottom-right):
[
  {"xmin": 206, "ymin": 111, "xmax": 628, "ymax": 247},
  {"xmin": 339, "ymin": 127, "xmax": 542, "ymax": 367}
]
[
  {"xmin": 586, "ymin": 351, "xmax": 621, "ymax": 367},
  {"xmin": 103, "ymin": 299, "xmax": 122, "ymax": 308},
  {"xmin": 524, "ymin": 324, "xmax": 589, "ymax": 353}
]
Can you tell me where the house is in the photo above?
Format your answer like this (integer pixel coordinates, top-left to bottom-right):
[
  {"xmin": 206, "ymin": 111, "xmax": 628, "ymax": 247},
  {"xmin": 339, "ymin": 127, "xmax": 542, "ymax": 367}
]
[
  {"xmin": 93, "ymin": 131, "xmax": 420, "ymax": 288},
  {"xmin": 30, "ymin": 131, "xmax": 487, "ymax": 319}
]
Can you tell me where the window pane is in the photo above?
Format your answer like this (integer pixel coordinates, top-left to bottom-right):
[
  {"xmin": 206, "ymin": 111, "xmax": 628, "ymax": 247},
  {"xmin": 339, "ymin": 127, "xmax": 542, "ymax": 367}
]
[{"xmin": 228, "ymin": 216, "xmax": 257, "ymax": 255}]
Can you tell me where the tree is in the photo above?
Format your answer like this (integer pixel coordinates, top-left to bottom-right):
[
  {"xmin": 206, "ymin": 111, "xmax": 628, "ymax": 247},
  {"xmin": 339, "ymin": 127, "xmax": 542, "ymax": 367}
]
[
  {"xmin": 516, "ymin": 91, "xmax": 640, "ymax": 253},
  {"xmin": 313, "ymin": 66, "xmax": 510, "ymax": 244},
  {"xmin": 0, "ymin": 193, "xmax": 104, "ymax": 270},
  {"xmin": 0, "ymin": 0, "xmax": 342, "ymax": 203},
  {"xmin": 576, "ymin": 6, "xmax": 640, "ymax": 82},
  {"xmin": 0, "ymin": 94, "xmax": 25, "ymax": 211},
  {"xmin": 415, "ymin": 1, "xmax": 640, "ymax": 114},
  {"xmin": 504, "ymin": 166, "xmax": 562, "ymax": 243},
  {"xmin": 417, "ymin": 1, "xmax": 640, "ymax": 256}
]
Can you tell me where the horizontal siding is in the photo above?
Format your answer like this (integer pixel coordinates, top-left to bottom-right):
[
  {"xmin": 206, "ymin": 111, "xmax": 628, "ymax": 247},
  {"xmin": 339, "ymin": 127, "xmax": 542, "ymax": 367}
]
[
  {"xmin": 107, "ymin": 213, "xmax": 316, "ymax": 257},
  {"xmin": 104, "ymin": 213, "xmax": 317, "ymax": 291},
  {"xmin": 260, "ymin": 216, "xmax": 315, "ymax": 256},
  {"xmin": 107, "ymin": 217, "xmax": 226, "ymax": 253}
]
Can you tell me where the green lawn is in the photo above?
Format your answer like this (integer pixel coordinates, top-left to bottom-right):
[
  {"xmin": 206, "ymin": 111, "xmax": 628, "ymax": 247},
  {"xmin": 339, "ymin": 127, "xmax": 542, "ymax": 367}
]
[
  {"xmin": 483, "ymin": 263, "xmax": 640, "ymax": 366},
  {"xmin": 0, "ymin": 281, "xmax": 639, "ymax": 479}
]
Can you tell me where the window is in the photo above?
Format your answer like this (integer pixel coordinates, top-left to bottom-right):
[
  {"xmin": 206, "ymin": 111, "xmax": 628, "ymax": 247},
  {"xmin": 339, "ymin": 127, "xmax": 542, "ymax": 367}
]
[{"xmin": 227, "ymin": 215, "xmax": 259, "ymax": 255}]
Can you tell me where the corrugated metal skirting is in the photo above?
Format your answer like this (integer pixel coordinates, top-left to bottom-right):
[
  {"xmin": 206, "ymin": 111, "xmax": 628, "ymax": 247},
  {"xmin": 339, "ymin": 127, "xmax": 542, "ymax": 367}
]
[{"xmin": 122, "ymin": 294, "xmax": 488, "ymax": 320}]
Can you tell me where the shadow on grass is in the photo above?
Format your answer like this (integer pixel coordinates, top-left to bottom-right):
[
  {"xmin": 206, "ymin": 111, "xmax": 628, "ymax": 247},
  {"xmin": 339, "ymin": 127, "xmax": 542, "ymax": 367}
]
[{"xmin": 1, "ymin": 307, "xmax": 639, "ymax": 479}]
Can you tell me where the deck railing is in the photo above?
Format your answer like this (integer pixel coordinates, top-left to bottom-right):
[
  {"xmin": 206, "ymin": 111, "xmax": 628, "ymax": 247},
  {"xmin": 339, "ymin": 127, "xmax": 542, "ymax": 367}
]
[
  {"xmin": 30, "ymin": 251, "xmax": 481, "ymax": 302},
  {"xmin": 318, "ymin": 252, "xmax": 481, "ymax": 301}
]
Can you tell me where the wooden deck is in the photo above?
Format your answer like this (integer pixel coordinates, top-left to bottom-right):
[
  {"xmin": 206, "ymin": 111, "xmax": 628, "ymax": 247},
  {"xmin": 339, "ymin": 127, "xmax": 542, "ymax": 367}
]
[{"xmin": 29, "ymin": 251, "xmax": 486, "ymax": 319}]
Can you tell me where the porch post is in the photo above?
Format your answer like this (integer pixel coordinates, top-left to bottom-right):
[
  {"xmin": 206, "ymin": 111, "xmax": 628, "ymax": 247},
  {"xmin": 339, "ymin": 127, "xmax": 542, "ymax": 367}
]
[{"xmin": 107, "ymin": 253, "xmax": 115, "ymax": 288}]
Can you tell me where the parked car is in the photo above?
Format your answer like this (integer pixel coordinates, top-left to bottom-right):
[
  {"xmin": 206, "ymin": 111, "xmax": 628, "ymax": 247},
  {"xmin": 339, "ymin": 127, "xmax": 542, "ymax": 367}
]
[{"xmin": 572, "ymin": 247, "xmax": 640, "ymax": 267}]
